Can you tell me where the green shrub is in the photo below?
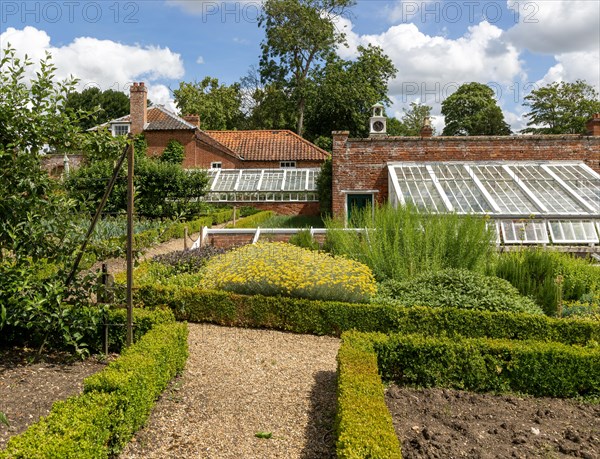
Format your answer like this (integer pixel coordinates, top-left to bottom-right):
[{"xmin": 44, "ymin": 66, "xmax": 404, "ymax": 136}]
[
  {"xmin": 1, "ymin": 322, "xmax": 188, "ymax": 458},
  {"xmin": 226, "ymin": 210, "xmax": 274, "ymax": 228},
  {"xmin": 336, "ymin": 332, "xmax": 401, "ymax": 459},
  {"xmin": 0, "ymin": 392, "xmax": 117, "ymax": 459},
  {"xmin": 492, "ymin": 249, "xmax": 600, "ymax": 316},
  {"xmin": 135, "ymin": 284, "xmax": 600, "ymax": 346},
  {"xmin": 325, "ymin": 204, "xmax": 495, "ymax": 282},
  {"xmin": 152, "ymin": 246, "xmax": 226, "ymax": 275},
  {"xmin": 375, "ymin": 332, "xmax": 600, "ymax": 397},
  {"xmin": 377, "ymin": 268, "xmax": 543, "ymax": 315},
  {"xmin": 159, "ymin": 139, "xmax": 185, "ymax": 164},
  {"xmin": 288, "ymin": 229, "xmax": 319, "ymax": 250},
  {"xmin": 200, "ymin": 242, "xmax": 377, "ymax": 303},
  {"xmin": 84, "ymin": 322, "xmax": 188, "ymax": 452},
  {"xmin": 210, "ymin": 208, "xmax": 234, "ymax": 225}
]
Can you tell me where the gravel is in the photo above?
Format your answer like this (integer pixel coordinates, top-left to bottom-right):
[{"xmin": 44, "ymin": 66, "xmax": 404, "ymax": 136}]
[{"xmin": 119, "ymin": 323, "xmax": 340, "ymax": 459}]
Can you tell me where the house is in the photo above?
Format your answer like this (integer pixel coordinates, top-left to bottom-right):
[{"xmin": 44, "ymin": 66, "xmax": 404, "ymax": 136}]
[
  {"xmin": 92, "ymin": 82, "xmax": 329, "ymax": 215},
  {"xmin": 331, "ymin": 107, "xmax": 600, "ymax": 245}
]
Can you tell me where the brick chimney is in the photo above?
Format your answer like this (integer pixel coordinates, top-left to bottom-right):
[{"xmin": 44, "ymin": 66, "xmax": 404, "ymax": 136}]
[
  {"xmin": 130, "ymin": 82, "xmax": 148, "ymax": 135},
  {"xmin": 420, "ymin": 117, "xmax": 433, "ymax": 138},
  {"xmin": 183, "ymin": 114, "xmax": 200, "ymax": 128},
  {"xmin": 586, "ymin": 113, "xmax": 600, "ymax": 136}
]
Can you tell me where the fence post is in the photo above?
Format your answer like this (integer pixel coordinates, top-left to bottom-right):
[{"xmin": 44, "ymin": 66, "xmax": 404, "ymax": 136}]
[{"xmin": 184, "ymin": 226, "xmax": 188, "ymax": 250}]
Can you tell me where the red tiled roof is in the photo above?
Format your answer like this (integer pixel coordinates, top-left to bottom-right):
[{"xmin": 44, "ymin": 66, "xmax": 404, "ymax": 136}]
[
  {"xmin": 205, "ymin": 130, "xmax": 330, "ymax": 162},
  {"xmin": 145, "ymin": 106, "xmax": 197, "ymax": 130}
]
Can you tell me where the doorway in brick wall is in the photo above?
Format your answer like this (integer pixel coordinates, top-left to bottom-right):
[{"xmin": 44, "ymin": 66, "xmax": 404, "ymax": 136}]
[{"xmin": 346, "ymin": 193, "xmax": 374, "ymax": 222}]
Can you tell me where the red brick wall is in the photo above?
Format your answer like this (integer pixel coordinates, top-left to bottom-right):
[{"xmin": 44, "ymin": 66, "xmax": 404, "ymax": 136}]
[
  {"xmin": 41, "ymin": 154, "xmax": 85, "ymax": 177},
  {"xmin": 206, "ymin": 231, "xmax": 326, "ymax": 249},
  {"xmin": 332, "ymin": 132, "xmax": 600, "ymax": 217}
]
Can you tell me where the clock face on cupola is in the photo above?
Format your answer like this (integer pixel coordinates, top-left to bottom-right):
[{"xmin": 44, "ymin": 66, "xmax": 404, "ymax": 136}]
[{"xmin": 369, "ymin": 103, "xmax": 387, "ymax": 137}]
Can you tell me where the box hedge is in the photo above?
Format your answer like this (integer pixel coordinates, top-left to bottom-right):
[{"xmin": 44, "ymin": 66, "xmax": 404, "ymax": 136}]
[
  {"xmin": 135, "ymin": 284, "xmax": 600, "ymax": 346},
  {"xmin": 375, "ymin": 332, "xmax": 600, "ymax": 397},
  {"xmin": 336, "ymin": 332, "xmax": 402, "ymax": 459},
  {"xmin": 225, "ymin": 210, "xmax": 274, "ymax": 228},
  {"xmin": 1, "ymin": 322, "xmax": 188, "ymax": 459}
]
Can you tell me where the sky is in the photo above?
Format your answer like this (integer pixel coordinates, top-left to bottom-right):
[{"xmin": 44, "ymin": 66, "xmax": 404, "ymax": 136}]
[{"xmin": 1, "ymin": 0, "xmax": 599, "ymax": 133}]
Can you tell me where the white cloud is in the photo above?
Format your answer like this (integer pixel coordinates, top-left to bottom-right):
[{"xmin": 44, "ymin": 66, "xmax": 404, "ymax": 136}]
[
  {"xmin": 0, "ymin": 26, "xmax": 185, "ymax": 94},
  {"xmin": 505, "ymin": 0, "xmax": 600, "ymax": 54},
  {"xmin": 148, "ymin": 84, "xmax": 177, "ymax": 111},
  {"xmin": 537, "ymin": 50, "xmax": 600, "ymax": 92},
  {"xmin": 196, "ymin": 55, "xmax": 205, "ymax": 64},
  {"xmin": 337, "ymin": 17, "xmax": 524, "ymax": 100}
]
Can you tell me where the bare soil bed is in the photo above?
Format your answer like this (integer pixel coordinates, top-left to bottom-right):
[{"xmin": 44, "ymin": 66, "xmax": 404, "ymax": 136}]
[
  {"xmin": 0, "ymin": 348, "xmax": 107, "ymax": 448},
  {"xmin": 386, "ymin": 384, "xmax": 600, "ymax": 458}
]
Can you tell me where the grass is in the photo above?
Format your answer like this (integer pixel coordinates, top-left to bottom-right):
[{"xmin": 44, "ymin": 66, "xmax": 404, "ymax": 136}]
[{"xmin": 259, "ymin": 214, "xmax": 324, "ymax": 228}]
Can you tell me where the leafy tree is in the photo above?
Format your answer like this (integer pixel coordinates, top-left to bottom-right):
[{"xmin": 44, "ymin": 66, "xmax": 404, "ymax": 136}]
[
  {"xmin": 441, "ymin": 82, "xmax": 511, "ymax": 136},
  {"xmin": 401, "ymin": 102, "xmax": 435, "ymax": 136},
  {"xmin": 65, "ymin": 87, "xmax": 130, "ymax": 130},
  {"xmin": 259, "ymin": 0, "xmax": 355, "ymax": 136},
  {"xmin": 304, "ymin": 44, "xmax": 397, "ymax": 139},
  {"xmin": 160, "ymin": 139, "xmax": 185, "ymax": 164},
  {"xmin": 0, "ymin": 46, "xmax": 104, "ymax": 354},
  {"xmin": 522, "ymin": 80, "xmax": 600, "ymax": 134},
  {"xmin": 173, "ymin": 77, "xmax": 244, "ymax": 130},
  {"xmin": 387, "ymin": 117, "xmax": 409, "ymax": 136}
]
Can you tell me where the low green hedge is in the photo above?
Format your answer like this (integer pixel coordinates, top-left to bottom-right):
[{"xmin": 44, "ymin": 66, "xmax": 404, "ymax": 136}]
[
  {"xmin": 1, "ymin": 322, "xmax": 188, "ymax": 458},
  {"xmin": 336, "ymin": 332, "xmax": 402, "ymax": 459},
  {"xmin": 135, "ymin": 284, "xmax": 600, "ymax": 346},
  {"xmin": 225, "ymin": 210, "xmax": 274, "ymax": 228},
  {"xmin": 375, "ymin": 332, "xmax": 600, "ymax": 397},
  {"xmin": 100, "ymin": 307, "xmax": 175, "ymax": 353}
]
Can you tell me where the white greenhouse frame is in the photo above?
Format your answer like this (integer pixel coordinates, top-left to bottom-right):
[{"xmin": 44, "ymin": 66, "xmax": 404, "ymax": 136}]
[
  {"xmin": 388, "ymin": 161, "xmax": 600, "ymax": 245},
  {"xmin": 204, "ymin": 168, "xmax": 320, "ymax": 203}
]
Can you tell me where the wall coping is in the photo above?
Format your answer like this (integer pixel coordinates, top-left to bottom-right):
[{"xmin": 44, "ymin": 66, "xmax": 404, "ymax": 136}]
[{"xmin": 343, "ymin": 134, "xmax": 600, "ymax": 143}]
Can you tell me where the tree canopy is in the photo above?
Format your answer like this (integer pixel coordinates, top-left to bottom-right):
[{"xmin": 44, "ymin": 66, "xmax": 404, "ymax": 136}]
[
  {"xmin": 65, "ymin": 87, "xmax": 130, "ymax": 130},
  {"xmin": 441, "ymin": 82, "xmax": 511, "ymax": 136},
  {"xmin": 173, "ymin": 77, "xmax": 244, "ymax": 130},
  {"xmin": 259, "ymin": 0, "xmax": 355, "ymax": 135},
  {"xmin": 522, "ymin": 80, "xmax": 600, "ymax": 134}
]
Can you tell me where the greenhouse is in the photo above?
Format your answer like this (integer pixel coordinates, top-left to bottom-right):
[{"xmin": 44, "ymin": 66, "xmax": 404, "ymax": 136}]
[
  {"xmin": 204, "ymin": 168, "xmax": 320, "ymax": 202},
  {"xmin": 388, "ymin": 161, "xmax": 600, "ymax": 245}
]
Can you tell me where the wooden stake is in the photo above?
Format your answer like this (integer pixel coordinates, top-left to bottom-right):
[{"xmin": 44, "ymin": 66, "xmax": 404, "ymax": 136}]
[{"xmin": 126, "ymin": 141, "xmax": 135, "ymax": 347}]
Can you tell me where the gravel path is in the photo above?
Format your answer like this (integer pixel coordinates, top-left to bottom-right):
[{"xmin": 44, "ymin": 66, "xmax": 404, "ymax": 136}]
[{"xmin": 119, "ymin": 323, "xmax": 340, "ymax": 459}]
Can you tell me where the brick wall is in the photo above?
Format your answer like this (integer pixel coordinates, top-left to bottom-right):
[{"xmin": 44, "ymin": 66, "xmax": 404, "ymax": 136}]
[
  {"xmin": 206, "ymin": 231, "xmax": 326, "ymax": 249},
  {"xmin": 41, "ymin": 154, "xmax": 85, "ymax": 177},
  {"xmin": 332, "ymin": 132, "xmax": 600, "ymax": 217}
]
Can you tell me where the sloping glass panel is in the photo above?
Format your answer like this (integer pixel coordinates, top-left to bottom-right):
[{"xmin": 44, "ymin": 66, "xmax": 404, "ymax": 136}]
[
  {"xmin": 501, "ymin": 220, "xmax": 549, "ymax": 244},
  {"xmin": 510, "ymin": 165, "xmax": 587, "ymax": 214},
  {"xmin": 206, "ymin": 170, "xmax": 218, "ymax": 188},
  {"xmin": 306, "ymin": 170, "xmax": 317, "ymax": 190},
  {"xmin": 431, "ymin": 164, "xmax": 492, "ymax": 213},
  {"xmin": 393, "ymin": 165, "xmax": 447, "ymax": 212},
  {"xmin": 237, "ymin": 170, "xmax": 261, "ymax": 192},
  {"xmin": 284, "ymin": 169, "xmax": 306, "ymax": 191},
  {"xmin": 211, "ymin": 170, "xmax": 239, "ymax": 192},
  {"xmin": 471, "ymin": 165, "xmax": 538, "ymax": 214},
  {"xmin": 545, "ymin": 164, "xmax": 600, "ymax": 212},
  {"xmin": 260, "ymin": 171, "xmax": 285, "ymax": 191},
  {"xmin": 548, "ymin": 221, "xmax": 599, "ymax": 244}
]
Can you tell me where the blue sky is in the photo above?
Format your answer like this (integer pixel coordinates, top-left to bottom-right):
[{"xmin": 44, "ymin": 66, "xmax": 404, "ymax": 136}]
[{"xmin": 1, "ymin": 1, "xmax": 599, "ymax": 132}]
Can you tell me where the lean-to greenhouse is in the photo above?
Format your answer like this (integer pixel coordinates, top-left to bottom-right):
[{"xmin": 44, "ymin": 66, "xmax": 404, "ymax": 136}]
[{"xmin": 387, "ymin": 161, "xmax": 600, "ymax": 245}]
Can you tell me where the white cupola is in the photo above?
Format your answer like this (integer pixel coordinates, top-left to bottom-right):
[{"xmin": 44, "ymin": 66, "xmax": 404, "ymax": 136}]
[{"xmin": 369, "ymin": 103, "xmax": 387, "ymax": 137}]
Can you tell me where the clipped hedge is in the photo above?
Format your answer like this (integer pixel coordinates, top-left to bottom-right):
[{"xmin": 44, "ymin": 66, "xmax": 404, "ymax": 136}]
[
  {"xmin": 375, "ymin": 332, "xmax": 600, "ymax": 397},
  {"xmin": 225, "ymin": 210, "xmax": 274, "ymax": 228},
  {"xmin": 1, "ymin": 322, "xmax": 188, "ymax": 459},
  {"xmin": 336, "ymin": 332, "xmax": 402, "ymax": 459},
  {"xmin": 135, "ymin": 284, "xmax": 600, "ymax": 346}
]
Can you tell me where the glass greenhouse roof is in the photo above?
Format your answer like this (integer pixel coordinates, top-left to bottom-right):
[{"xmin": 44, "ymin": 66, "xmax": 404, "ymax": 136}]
[
  {"xmin": 204, "ymin": 168, "xmax": 319, "ymax": 202},
  {"xmin": 389, "ymin": 161, "xmax": 600, "ymax": 217},
  {"xmin": 388, "ymin": 161, "xmax": 600, "ymax": 245}
]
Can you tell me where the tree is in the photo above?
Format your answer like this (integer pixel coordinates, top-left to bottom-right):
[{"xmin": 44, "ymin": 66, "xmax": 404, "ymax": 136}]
[
  {"xmin": 173, "ymin": 77, "xmax": 244, "ymax": 130},
  {"xmin": 65, "ymin": 87, "xmax": 130, "ymax": 130},
  {"xmin": 304, "ymin": 44, "xmax": 397, "ymax": 139},
  {"xmin": 160, "ymin": 140, "xmax": 185, "ymax": 164},
  {"xmin": 522, "ymin": 80, "xmax": 600, "ymax": 134},
  {"xmin": 259, "ymin": 0, "xmax": 355, "ymax": 136},
  {"xmin": 402, "ymin": 102, "xmax": 435, "ymax": 136},
  {"xmin": 0, "ymin": 46, "xmax": 103, "ymax": 354},
  {"xmin": 441, "ymin": 82, "xmax": 511, "ymax": 136}
]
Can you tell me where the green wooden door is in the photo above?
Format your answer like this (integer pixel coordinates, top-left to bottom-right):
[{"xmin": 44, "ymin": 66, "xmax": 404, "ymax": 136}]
[{"xmin": 347, "ymin": 194, "xmax": 373, "ymax": 222}]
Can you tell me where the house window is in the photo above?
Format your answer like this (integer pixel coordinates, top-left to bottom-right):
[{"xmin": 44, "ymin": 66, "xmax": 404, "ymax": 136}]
[
  {"xmin": 280, "ymin": 161, "xmax": 296, "ymax": 168},
  {"xmin": 210, "ymin": 162, "xmax": 222, "ymax": 169},
  {"xmin": 112, "ymin": 124, "xmax": 130, "ymax": 137}
]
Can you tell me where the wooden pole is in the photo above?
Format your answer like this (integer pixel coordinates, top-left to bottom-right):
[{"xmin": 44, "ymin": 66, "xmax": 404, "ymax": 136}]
[{"xmin": 126, "ymin": 141, "xmax": 135, "ymax": 347}]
